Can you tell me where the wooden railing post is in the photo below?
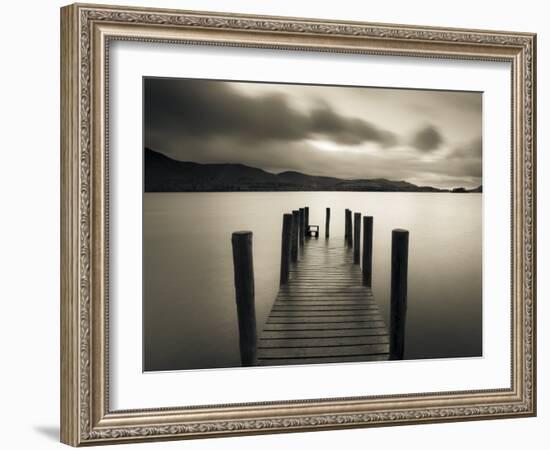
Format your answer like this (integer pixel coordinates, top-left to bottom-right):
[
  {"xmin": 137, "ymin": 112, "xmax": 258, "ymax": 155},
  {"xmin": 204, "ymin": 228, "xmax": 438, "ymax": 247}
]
[
  {"xmin": 345, "ymin": 209, "xmax": 352, "ymax": 247},
  {"xmin": 353, "ymin": 212, "xmax": 361, "ymax": 264},
  {"xmin": 280, "ymin": 214, "xmax": 293, "ymax": 285},
  {"xmin": 325, "ymin": 207, "xmax": 330, "ymax": 238},
  {"xmin": 299, "ymin": 208, "xmax": 305, "ymax": 246},
  {"xmin": 304, "ymin": 207, "xmax": 310, "ymax": 235},
  {"xmin": 390, "ymin": 229, "xmax": 409, "ymax": 360},
  {"xmin": 291, "ymin": 210, "xmax": 299, "ymax": 262},
  {"xmin": 362, "ymin": 216, "xmax": 373, "ymax": 287},
  {"xmin": 231, "ymin": 231, "xmax": 257, "ymax": 366}
]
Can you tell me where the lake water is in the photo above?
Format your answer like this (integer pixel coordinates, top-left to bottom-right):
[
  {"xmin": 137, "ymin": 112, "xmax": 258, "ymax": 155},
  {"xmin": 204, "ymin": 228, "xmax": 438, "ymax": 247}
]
[{"xmin": 143, "ymin": 192, "xmax": 482, "ymax": 371}]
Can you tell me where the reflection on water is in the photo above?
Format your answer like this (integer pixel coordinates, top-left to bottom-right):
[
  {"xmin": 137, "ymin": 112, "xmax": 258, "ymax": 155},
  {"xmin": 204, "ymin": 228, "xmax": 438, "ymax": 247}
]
[{"xmin": 143, "ymin": 192, "xmax": 482, "ymax": 371}]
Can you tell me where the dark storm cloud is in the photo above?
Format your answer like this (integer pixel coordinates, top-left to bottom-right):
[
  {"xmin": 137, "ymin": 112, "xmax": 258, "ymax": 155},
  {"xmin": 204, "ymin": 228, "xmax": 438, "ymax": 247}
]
[
  {"xmin": 145, "ymin": 78, "xmax": 396, "ymax": 149},
  {"xmin": 144, "ymin": 78, "xmax": 483, "ymax": 188},
  {"xmin": 146, "ymin": 78, "xmax": 307, "ymax": 142},
  {"xmin": 309, "ymin": 107, "xmax": 397, "ymax": 147},
  {"xmin": 411, "ymin": 125, "xmax": 444, "ymax": 152}
]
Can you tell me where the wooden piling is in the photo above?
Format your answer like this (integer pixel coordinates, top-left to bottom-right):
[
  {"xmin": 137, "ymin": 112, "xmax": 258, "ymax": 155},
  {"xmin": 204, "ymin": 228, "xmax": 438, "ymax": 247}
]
[
  {"xmin": 304, "ymin": 207, "xmax": 310, "ymax": 235},
  {"xmin": 353, "ymin": 213, "xmax": 361, "ymax": 264},
  {"xmin": 345, "ymin": 209, "xmax": 352, "ymax": 247},
  {"xmin": 231, "ymin": 231, "xmax": 257, "ymax": 366},
  {"xmin": 344, "ymin": 209, "xmax": 349, "ymax": 241},
  {"xmin": 362, "ymin": 216, "xmax": 373, "ymax": 287},
  {"xmin": 390, "ymin": 229, "xmax": 409, "ymax": 360},
  {"xmin": 291, "ymin": 210, "xmax": 299, "ymax": 262},
  {"xmin": 325, "ymin": 207, "xmax": 331, "ymax": 238},
  {"xmin": 298, "ymin": 208, "xmax": 305, "ymax": 246},
  {"xmin": 279, "ymin": 214, "xmax": 293, "ymax": 285}
]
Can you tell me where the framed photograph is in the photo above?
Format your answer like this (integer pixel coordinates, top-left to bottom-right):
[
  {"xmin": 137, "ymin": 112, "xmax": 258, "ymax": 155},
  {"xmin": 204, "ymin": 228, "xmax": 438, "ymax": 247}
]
[{"xmin": 60, "ymin": 3, "xmax": 536, "ymax": 446}]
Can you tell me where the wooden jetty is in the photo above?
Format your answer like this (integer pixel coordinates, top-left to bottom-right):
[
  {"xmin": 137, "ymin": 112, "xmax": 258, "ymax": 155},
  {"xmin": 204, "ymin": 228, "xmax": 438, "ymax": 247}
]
[
  {"xmin": 231, "ymin": 208, "xmax": 409, "ymax": 367},
  {"xmin": 257, "ymin": 238, "xmax": 390, "ymax": 366}
]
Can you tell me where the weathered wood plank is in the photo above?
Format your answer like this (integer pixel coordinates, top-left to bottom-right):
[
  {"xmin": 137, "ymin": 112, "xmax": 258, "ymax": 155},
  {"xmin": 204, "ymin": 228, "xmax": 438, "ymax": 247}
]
[
  {"xmin": 281, "ymin": 289, "xmax": 371, "ymax": 293},
  {"xmin": 282, "ymin": 288, "xmax": 370, "ymax": 293},
  {"xmin": 257, "ymin": 344, "xmax": 389, "ymax": 358},
  {"xmin": 269, "ymin": 312, "xmax": 380, "ymax": 318},
  {"xmin": 278, "ymin": 290, "xmax": 374, "ymax": 295},
  {"xmin": 260, "ymin": 329, "xmax": 389, "ymax": 339},
  {"xmin": 280, "ymin": 285, "xmax": 372, "ymax": 288},
  {"xmin": 287, "ymin": 269, "xmax": 361, "ymax": 273},
  {"xmin": 274, "ymin": 302, "xmax": 378, "ymax": 307},
  {"xmin": 258, "ymin": 335, "xmax": 389, "ymax": 348},
  {"xmin": 278, "ymin": 293, "xmax": 372, "ymax": 296},
  {"xmin": 288, "ymin": 275, "xmax": 359, "ymax": 278},
  {"xmin": 275, "ymin": 295, "xmax": 374, "ymax": 300},
  {"xmin": 257, "ymin": 354, "xmax": 389, "ymax": 365},
  {"xmin": 275, "ymin": 298, "xmax": 374, "ymax": 303},
  {"xmin": 285, "ymin": 281, "xmax": 359, "ymax": 284},
  {"xmin": 286, "ymin": 276, "xmax": 359, "ymax": 280},
  {"xmin": 291, "ymin": 265, "xmax": 360, "ymax": 268},
  {"xmin": 267, "ymin": 316, "xmax": 383, "ymax": 324},
  {"xmin": 263, "ymin": 322, "xmax": 386, "ymax": 330},
  {"xmin": 280, "ymin": 286, "xmax": 372, "ymax": 290},
  {"xmin": 287, "ymin": 276, "xmax": 358, "ymax": 279},
  {"xmin": 277, "ymin": 292, "xmax": 373, "ymax": 296},
  {"xmin": 272, "ymin": 305, "xmax": 380, "ymax": 311},
  {"xmin": 269, "ymin": 310, "xmax": 380, "ymax": 318}
]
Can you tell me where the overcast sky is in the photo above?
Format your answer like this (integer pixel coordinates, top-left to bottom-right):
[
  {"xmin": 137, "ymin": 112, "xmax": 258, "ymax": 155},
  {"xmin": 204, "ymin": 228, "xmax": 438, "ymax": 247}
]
[{"xmin": 144, "ymin": 78, "xmax": 482, "ymax": 189}]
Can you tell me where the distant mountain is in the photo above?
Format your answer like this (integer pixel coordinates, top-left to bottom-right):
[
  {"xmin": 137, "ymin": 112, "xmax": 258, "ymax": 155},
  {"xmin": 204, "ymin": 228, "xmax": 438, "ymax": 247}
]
[
  {"xmin": 144, "ymin": 148, "xmax": 476, "ymax": 193},
  {"xmin": 451, "ymin": 185, "xmax": 483, "ymax": 193}
]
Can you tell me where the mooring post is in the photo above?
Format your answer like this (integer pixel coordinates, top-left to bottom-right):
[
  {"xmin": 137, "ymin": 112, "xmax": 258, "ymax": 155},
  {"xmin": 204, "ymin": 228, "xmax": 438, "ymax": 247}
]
[
  {"xmin": 298, "ymin": 208, "xmax": 305, "ymax": 246},
  {"xmin": 231, "ymin": 231, "xmax": 257, "ymax": 366},
  {"xmin": 279, "ymin": 214, "xmax": 293, "ymax": 285},
  {"xmin": 353, "ymin": 212, "xmax": 361, "ymax": 264},
  {"xmin": 325, "ymin": 207, "xmax": 331, "ymax": 238},
  {"xmin": 362, "ymin": 216, "xmax": 373, "ymax": 286},
  {"xmin": 344, "ymin": 209, "xmax": 348, "ymax": 241},
  {"xmin": 304, "ymin": 207, "xmax": 310, "ymax": 235},
  {"xmin": 390, "ymin": 229, "xmax": 409, "ymax": 360},
  {"xmin": 345, "ymin": 209, "xmax": 353, "ymax": 247},
  {"xmin": 291, "ymin": 210, "xmax": 299, "ymax": 262}
]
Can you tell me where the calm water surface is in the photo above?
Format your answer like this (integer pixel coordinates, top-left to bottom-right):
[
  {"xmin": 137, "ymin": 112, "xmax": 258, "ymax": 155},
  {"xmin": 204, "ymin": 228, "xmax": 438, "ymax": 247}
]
[{"xmin": 143, "ymin": 192, "xmax": 482, "ymax": 371}]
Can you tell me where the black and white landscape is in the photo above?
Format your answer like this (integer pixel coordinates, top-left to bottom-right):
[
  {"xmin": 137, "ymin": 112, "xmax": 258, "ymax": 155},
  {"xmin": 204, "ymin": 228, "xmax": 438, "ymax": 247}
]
[{"xmin": 143, "ymin": 78, "xmax": 482, "ymax": 372}]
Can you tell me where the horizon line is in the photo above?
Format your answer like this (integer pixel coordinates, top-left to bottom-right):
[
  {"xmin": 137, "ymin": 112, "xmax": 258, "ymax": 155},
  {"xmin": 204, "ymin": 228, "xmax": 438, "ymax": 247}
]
[{"xmin": 145, "ymin": 147, "xmax": 482, "ymax": 191}]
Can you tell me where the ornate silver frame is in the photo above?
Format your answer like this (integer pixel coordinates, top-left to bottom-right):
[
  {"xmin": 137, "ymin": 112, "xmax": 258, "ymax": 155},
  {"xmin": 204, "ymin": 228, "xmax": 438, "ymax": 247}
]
[{"xmin": 60, "ymin": 3, "xmax": 536, "ymax": 446}]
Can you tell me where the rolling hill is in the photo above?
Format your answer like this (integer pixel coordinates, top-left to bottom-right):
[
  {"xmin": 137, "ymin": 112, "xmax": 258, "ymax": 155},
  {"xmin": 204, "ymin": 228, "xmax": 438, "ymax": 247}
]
[{"xmin": 144, "ymin": 148, "xmax": 479, "ymax": 193}]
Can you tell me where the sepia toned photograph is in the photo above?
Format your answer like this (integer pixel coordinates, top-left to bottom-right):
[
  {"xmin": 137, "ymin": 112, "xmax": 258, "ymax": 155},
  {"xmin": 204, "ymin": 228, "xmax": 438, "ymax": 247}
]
[
  {"xmin": 60, "ymin": 5, "xmax": 536, "ymax": 445},
  {"xmin": 143, "ymin": 77, "xmax": 482, "ymax": 372}
]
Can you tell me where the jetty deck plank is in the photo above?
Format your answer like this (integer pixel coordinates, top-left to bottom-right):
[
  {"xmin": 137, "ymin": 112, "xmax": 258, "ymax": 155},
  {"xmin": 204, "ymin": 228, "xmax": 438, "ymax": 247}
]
[{"xmin": 257, "ymin": 239, "xmax": 390, "ymax": 366}]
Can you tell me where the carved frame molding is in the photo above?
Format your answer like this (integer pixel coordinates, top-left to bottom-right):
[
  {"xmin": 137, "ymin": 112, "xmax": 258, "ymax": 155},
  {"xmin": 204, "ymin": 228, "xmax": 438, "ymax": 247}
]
[{"xmin": 60, "ymin": 3, "xmax": 536, "ymax": 446}]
